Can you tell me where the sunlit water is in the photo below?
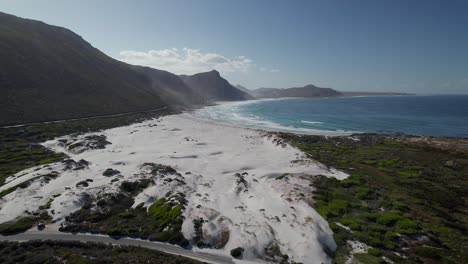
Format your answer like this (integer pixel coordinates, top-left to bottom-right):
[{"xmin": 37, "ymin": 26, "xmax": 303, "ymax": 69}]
[{"xmin": 194, "ymin": 95, "xmax": 468, "ymax": 137}]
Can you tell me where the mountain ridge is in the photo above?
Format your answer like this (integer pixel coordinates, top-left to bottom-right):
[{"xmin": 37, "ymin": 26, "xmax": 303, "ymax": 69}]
[
  {"xmin": 0, "ymin": 12, "xmax": 247, "ymax": 125},
  {"xmin": 246, "ymin": 84, "xmax": 342, "ymax": 98},
  {"xmin": 180, "ymin": 70, "xmax": 252, "ymax": 101},
  {"xmin": 238, "ymin": 85, "xmax": 412, "ymax": 99}
]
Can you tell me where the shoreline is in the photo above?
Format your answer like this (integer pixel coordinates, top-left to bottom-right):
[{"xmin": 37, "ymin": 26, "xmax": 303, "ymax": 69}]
[
  {"xmin": 191, "ymin": 102, "xmax": 357, "ymax": 137},
  {"xmin": 192, "ymin": 96, "xmax": 468, "ymax": 139},
  {"xmin": 191, "ymin": 110, "xmax": 468, "ymax": 150}
]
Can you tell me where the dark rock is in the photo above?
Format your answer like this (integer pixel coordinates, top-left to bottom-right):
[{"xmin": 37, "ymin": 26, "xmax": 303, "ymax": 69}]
[
  {"xmin": 234, "ymin": 173, "xmax": 249, "ymax": 194},
  {"xmin": 119, "ymin": 179, "xmax": 152, "ymax": 194},
  {"xmin": 141, "ymin": 163, "xmax": 177, "ymax": 175},
  {"xmin": 76, "ymin": 181, "xmax": 89, "ymax": 188},
  {"xmin": 444, "ymin": 160, "xmax": 460, "ymax": 170},
  {"xmin": 193, "ymin": 218, "xmax": 206, "ymax": 247},
  {"xmin": 230, "ymin": 247, "xmax": 244, "ymax": 259},
  {"xmin": 78, "ymin": 159, "xmax": 90, "ymax": 166},
  {"xmin": 103, "ymin": 168, "xmax": 120, "ymax": 177},
  {"xmin": 37, "ymin": 223, "xmax": 45, "ymax": 230},
  {"xmin": 63, "ymin": 159, "xmax": 89, "ymax": 170},
  {"xmin": 84, "ymin": 135, "xmax": 112, "ymax": 149}
]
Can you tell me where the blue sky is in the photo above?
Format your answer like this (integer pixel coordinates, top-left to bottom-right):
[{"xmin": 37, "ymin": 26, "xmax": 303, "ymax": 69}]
[{"xmin": 1, "ymin": 0, "xmax": 467, "ymax": 93}]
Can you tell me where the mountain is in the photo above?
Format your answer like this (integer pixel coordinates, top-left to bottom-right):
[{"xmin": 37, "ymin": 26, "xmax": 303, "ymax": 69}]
[
  {"xmin": 237, "ymin": 85, "xmax": 409, "ymax": 100},
  {"xmin": 235, "ymin": 84, "xmax": 252, "ymax": 94},
  {"xmin": 340, "ymin": 91, "xmax": 412, "ymax": 96},
  {"xmin": 0, "ymin": 12, "xmax": 246, "ymax": 126},
  {"xmin": 249, "ymin": 84, "xmax": 342, "ymax": 98},
  {"xmin": 0, "ymin": 11, "xmax": 206, "ymax": 125},
  {"xmin": 180, "ymin": 71, "xmax": 252, "ymax": 101}
]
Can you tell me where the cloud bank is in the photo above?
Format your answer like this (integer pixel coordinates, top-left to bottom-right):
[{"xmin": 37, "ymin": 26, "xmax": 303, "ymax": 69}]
[{"xmin": 118, "ymin": 48, "xmax": 255, "ymax": 75}]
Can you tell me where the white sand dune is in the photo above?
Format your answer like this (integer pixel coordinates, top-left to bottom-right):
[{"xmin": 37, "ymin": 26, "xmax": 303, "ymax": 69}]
[{"xmin": 0, "ymin": 113, "xmax": 348, "ymax": 264}]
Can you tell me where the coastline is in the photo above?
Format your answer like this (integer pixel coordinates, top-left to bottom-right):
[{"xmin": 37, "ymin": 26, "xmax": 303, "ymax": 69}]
[
  {"xmin": 193, "ymin": 95, "xmax": 468, "ymax": 139},
  {"xmin": 192, "ymin": 100, "xmax": 357, "ymax": 136},
  {"xmin": 0, "ymin": 111, "xmax": 466, "ymax": 263}
]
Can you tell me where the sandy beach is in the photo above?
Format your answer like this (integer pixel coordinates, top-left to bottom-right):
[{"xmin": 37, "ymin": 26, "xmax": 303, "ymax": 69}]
[{"xmin": 0, "ymin": 113, "xmax": 348, "ymax": 263}]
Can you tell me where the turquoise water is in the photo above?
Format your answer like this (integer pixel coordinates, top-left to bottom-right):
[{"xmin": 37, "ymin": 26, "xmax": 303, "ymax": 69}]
[{"xmin": 194, "ymin": 95, "xmax": 468, "ymax": 137}]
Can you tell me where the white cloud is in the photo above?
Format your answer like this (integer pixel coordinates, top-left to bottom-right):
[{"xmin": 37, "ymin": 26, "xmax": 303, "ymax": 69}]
[
  {"xmin": 259, "ymin": 66, "xmax": 280, "ymax": 73},
  {"xmin": 118, "ymin": 48, "xmax": 254, "ymax": 75}
]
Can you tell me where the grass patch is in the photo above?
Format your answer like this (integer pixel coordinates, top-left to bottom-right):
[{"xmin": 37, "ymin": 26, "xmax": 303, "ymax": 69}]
[
  {"xmin": 354, "ymin": 253, "xmax": 385, "ymax": 264},
  {"xmin": 282, "ymin": 133, "xmax": 468, "ymax": 263},
  {"xmin": 0, "ymin": 217, "xmax": 36, "ymax": 235},
  {"xmin": 0, "ymin": 211, "xmax": 51, "ymax": 235},
  {"xmin": 148, "ymin": 198, "xmax": 184, "ymax": 230},
  {"xmin": 60, "ymin": 182, "xmax": 189, "ymax": 247}
]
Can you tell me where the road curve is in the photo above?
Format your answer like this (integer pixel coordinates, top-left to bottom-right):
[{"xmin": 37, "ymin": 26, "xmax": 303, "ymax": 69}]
[
  {"xmin": 0, "ymin": 232, "xmax": 235, "ymax": 264},
  {"xmin": 1, "ymin": 106, "xmax": 170, "ymax": 128}
]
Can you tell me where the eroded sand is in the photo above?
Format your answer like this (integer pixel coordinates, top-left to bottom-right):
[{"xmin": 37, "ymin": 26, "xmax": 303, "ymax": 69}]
[{"xmin": 0, "ymin": 113, "xmax": 348, "ymax": 263}]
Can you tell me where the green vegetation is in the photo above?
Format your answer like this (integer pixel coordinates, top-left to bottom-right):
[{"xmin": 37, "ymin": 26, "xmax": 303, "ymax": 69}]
[
  {"xmin": 0, "ymin": 211, "xmax": 51, "ymax": 235},
  {"xmin": 38, "ymin": 194, "xmax": 61, "ymax": 211},
  {"xmin": 60, "ymin": 181, "xmax": 188, "ymax": 247},
  {"xmin": 281, "ymin": 133, "xmax": 468, "ymax": 264},
  {"xmin": 354, "ymin": 253, "xmax": 385, "ymax": 264},
  {"xmin": 0, "ymin": 240, "xmax": 202, "ymax": 264},
  {"xmin": 148, "ymin": 197, "xmax": 184, "ymax": 231},
  {"xmin": 0, "ymin": 110, "xmax": 171, "ymax": 187},
  {"xmin": 0, "ymin": 184, "xmax": 57, "ymax": 235},
  {"xmin": 0, "ymin": 217, "xmax": 37, "ymax": 235}
]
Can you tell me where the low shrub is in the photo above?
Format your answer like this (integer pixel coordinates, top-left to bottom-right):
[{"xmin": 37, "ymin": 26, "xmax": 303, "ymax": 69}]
[
  {"xmin": 376, "ymin": 212, "xmax": 401, "ymax": 226},
  {"xmin": 230, "ymin": 247, "xmax": 244, "ymax": 259}
]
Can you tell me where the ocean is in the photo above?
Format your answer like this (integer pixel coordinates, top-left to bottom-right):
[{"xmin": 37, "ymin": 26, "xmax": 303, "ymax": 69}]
[{"xmin": 194, "ymin": 95, "xmax": 468, "ymax": 137}]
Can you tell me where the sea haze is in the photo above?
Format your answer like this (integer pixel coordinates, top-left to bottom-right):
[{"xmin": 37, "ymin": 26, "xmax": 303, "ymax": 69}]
[{"xmin": 194, "ymin": 95, "xmax": 468, "ymax": 137}]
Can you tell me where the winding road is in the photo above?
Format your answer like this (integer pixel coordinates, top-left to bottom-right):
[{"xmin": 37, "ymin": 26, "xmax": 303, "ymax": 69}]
[
  {"xmin": 1, "ymin": 106, "xmax": 170, "ymax": 128},
  {"xmin": 0, "ymin": 231, "xmax": 235, "ymax": 264}
]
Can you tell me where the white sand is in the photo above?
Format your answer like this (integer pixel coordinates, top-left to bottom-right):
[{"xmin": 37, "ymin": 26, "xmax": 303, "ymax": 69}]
[
  {"xmin": 0, "ymin": 113, "xmax": 348, "ymax": 264},
  {"xmin": 344, "ymin": 240, "xmax": 372, "ymax": 264}
]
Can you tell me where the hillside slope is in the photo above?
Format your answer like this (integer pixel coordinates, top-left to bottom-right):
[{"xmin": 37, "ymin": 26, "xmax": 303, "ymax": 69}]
[
  {"xmin": 0, "ymin": 12, "xmax": 173, "ymax": 125},
  {"xmin": 180, "ymin": 71, "xmax": 252, "ymax": 101},
  {"xmin": 0, "ymin": 12, "xmax": 208, "ymax": 125}
]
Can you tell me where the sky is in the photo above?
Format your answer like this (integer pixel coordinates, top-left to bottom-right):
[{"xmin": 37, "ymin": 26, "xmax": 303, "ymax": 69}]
[{"xmin": 1, "ymin": 0, "xmax": 468, "ymax": 94}]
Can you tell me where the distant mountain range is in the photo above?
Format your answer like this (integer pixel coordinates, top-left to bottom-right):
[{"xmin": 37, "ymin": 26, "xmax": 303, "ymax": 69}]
[
  {"xmin": 236, "ymin": 85, "xmax": 410, "ymax": 99},
  {"xmin": 0, "ymin": 11, "xmax": 408, "ymax": 126},
  {"xmin": 0, "ymin": 12, "xmax": 248, "ymax": 125},
  {"xmin": 340, "ymin": 91, "xmax": 411, "ymax": 96},
  {"xmin": 243, "ymin": 85, "xmax": 342, "ymax": 99}
]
